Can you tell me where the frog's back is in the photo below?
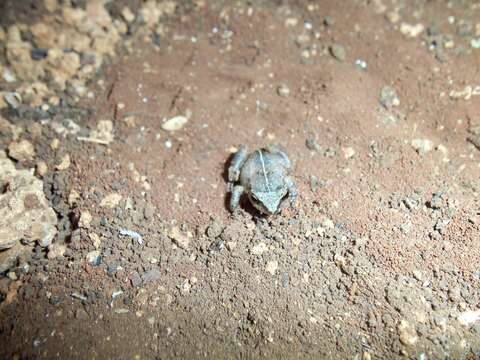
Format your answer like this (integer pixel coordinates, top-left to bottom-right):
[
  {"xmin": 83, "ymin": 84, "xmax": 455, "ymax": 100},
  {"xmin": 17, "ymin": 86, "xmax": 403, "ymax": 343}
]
[{"xmin": 240, "ymin": 149, "xmax": 286, "ymax": 191}]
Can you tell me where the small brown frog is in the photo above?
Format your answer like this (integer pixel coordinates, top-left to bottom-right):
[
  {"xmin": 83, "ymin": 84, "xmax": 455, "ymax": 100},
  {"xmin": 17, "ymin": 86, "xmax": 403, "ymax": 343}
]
[{"xmin": 228, "ymin": 145, "xmax": 297, "ymax": 215}]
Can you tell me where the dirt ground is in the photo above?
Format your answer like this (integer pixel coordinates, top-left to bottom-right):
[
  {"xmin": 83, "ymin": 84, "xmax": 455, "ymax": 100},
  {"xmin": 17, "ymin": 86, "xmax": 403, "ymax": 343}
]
[{"xmin": 0, "ymin": 0, "xmax": 480, "ymax": 359}]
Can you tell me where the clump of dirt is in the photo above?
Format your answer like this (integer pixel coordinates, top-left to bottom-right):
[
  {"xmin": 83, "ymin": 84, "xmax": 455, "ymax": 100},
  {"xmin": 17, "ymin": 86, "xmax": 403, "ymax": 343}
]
[{"xmin": 1, "ymin": 0, "xmax": 480, "ymax": 359}]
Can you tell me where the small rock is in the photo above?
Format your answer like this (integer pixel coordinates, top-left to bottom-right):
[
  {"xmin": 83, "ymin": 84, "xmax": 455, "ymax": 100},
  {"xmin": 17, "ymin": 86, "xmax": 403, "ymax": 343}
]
[
  {"xmin": 0, "ymin": 153, "xmax": 57, "ymax": 249},
  {"xmin": 322, "ymin": 218, "xmax": 335, "ymax": 229},
  {"xmin": 55, "ymin": 154, "xmax": 71, "ymax": 170},
  {"xmin": 323, "ymin": 16, "xmax": 333, "ymax": 26},
  {"xmin": 86, "ymin": 250, "xmax": 101, "ymax": 265},
  {"xmin": 31, "ymin": 48, "xmax": 48, "ymax": 61},
  {"xmin": 412, "ymin": 270, "xmax": 423, "ymax": 281},
  {"xmin": 100, "ymin": 193, "xmax": 122, "ymax": 208},
  {"xmin": 379, "ymin": 86, "xmax": 400, "ymax": 109},
  {"xmin": 265, "ymin": 260, "xmax": 278, "ymax": 275},
  {"xmin": 295, "ymin": 34, "xmax": 311, "ymax": 46},
  {"xmin": 50, "ymin": 138, "xmax": 60, "ymax": 150},
  {"xmin": 277, "ymin": 84, "xmax": 290, "ymax": 97},
  {"xmin": 342, "ymin": 147, "xmax": 355, "ymax": 159},
  {"xmin": 411, "ymin": 139, "xmax": 434, "ymax": 154},
  {"xmin": 397, "ymin": 320, "xmax": 418, "ymax": 346},
  {"xmin": 400, "ymin": 23, "xmax": 424, "ymax": 38},
  {"xmin": 4, "ymin": 92, "xmax": 22, "ymax": 109},
  {"xmin": 89, "ymin": 233, "xmax": 102, "ymax": 249},
  {"xmin": 8, "ymin": 140, "xmax": 35, "ymax": 161},
  {"xmin": 130, "ymin": 272, "xmax": 142, "ymax": 287},
  {"xmin": 448, "ymin": 287, "xmax": 462, "ymax": 302},
  {"xmin": 329, "ymin": 43, "xmax": 346, "ymax": 61},
  {"xmin": 251, "ymin": 242, "xmax": 268, "ymax": 255},
  {"xmin": 471, "ymin": 38, "xmax": 480, "ymax": 49},
  {"xmin": 121, "ymin": 7, "xmax": 135, "ymax": 23},
  {"xmin": 434, "ymin": 218, "xmax": 450, "ymax": 235},
  {"xmin": 168, "ymin": 227, "xmax": 190, "ymax": 249},
  {"xmin": 47, "ymin": 243, "xmax": 67, "ymax": 259},
  {"xmin": 144, "ymin": 204, "xmax": 155, "ymax": 220},
  {"xmin": 400, "ymin": 221, "xmax": 412, "ymax": 234},
  {"xmin": 427, "ymin": 192, "xmax": 444, "ymax": 209},
  {"xmin": 78, "ymin": 211, "xmax": 92, "ymax": 229},
  {"xmin": 36, "ymin": 161, "xmax": 48, "ymax": 177},
  {"xmin": 458, "ymin": 309, "xmax": 480, "ymax": 326},
  {"xmin": 68, "ymin": 189, "xmax": 80, "ymax": 206},
  {"xmin": 0, "ymin": 243, "xmax": 31, "ymax": 273},
  {"xmin": 2, "ymin": 68, "xmax": 16, "ymax": 83},
  {"xmin": 355, "ymin": 59, "xmax": 367, "ymax": 70},
  {"xmin": 363, "ymin": 352, "xmax": 372, "ymax": 360},
  {"xmin": 123, "ymin": 115, "xmax": 137, "ymax": 128},
  {"xmin": 161, "ymin": 116, "xmax": 188, "ymax": 131},
  {"xmin": 226, "ymin": 241, "xmax": 237, "ymax": 251},
  {"xmin": 206, "ymin": 221, "xmax": 223, "ymax": 238},
  {"xmin": 284, "ymin": 17, "xmax": 298, "ymax": 27},
  {"xmin": 44, "ymin": 0, "xmax": 57, "ymax": 12},
  {"xmin": 306, "ymin": 138, "xmax": 321, "ymax": 152}
]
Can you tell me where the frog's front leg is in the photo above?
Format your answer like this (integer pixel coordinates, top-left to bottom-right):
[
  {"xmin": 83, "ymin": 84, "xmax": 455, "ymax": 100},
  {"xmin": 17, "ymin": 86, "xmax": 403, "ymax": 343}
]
[
  {"xmin": 285, "ymin": 176, "xmax": 297, "ymax": 205},
  {"xmin": 230, "ymin": 185, "xmax": 244, "ymax": 212},
  {"xmin": 228, "ymin": 145, "xmax": 248, "ymax": 182},
  {"xmin": 278, "ymin": 177, "xmax": 298, "ymax": 212}
]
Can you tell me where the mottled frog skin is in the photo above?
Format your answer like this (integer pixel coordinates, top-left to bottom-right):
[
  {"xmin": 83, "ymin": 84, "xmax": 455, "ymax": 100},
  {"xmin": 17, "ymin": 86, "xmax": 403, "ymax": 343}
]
[{"xmin": 228, "ymin": 145, "xmax": 297, "ymax": 215}]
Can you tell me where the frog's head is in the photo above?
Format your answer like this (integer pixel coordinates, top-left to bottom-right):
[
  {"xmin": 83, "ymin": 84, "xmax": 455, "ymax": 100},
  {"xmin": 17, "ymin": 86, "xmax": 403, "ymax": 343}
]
[{"xmin": 249, "ymin": 187, "xmax": 288, "ymax": 215}]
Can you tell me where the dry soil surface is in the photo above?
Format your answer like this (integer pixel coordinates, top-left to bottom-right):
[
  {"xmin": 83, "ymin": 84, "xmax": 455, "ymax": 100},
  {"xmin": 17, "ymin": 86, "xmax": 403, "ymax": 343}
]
[{"xmin": 1, "ymin": 0, "xmax": 480, "ymax": 359}]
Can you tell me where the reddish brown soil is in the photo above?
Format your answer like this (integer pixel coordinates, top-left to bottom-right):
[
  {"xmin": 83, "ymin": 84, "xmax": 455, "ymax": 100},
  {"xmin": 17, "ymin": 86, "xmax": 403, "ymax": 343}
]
[{"xmin": 1, "ymin": 1, "xmax": 480, "ymax": 359}]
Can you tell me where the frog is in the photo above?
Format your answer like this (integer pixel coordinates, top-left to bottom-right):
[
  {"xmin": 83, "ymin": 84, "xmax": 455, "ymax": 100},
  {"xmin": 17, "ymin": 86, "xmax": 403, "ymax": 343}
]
[{"xmin": 227, "ymin": 144, "xmax": 298, "ymax": 215}]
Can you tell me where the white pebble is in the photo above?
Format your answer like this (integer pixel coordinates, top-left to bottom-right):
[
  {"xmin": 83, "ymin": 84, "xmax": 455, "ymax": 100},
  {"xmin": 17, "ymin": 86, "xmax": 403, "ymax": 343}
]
[{"xmin": 162, "ymin": 116, "xmax": 189, "ymax": 131}]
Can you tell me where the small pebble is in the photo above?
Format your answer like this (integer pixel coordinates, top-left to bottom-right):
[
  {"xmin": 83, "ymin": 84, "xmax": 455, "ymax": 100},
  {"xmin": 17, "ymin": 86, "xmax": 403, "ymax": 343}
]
[
  {"xmin": 8, "ymin": 139, "xmax": 35, "ymax": 161},
  {"xmin": 47, "ymin": 243, "xmax": 67, "ymax": 259},
  {"xmin": 4, "ymin": 92, "xmax": 22, "ymax": 109},
  {"xmin": 471, "ymin": 38, "xmax": 480, "ymax": 49},
  {"xmin": 78, "ymin": 211, "xmax": 92, "ymax": 229},
  {"xmin": 306, "ymin": 138, "xmax": 321, "ymax": 152},
  {"xmin": 329, "ymin": 43, "xmax": 346, "ymax": 62},
  {"xmin": 265, "ymin": 260, "xmax": 278, "ymax": 275},
  {"xmin": 2, "ymin": 68, "xmax": 16, "ymax": 82},
  {"xmin": 355, "ymin": 59, "xmax": 367, "ymax": 70},
  {"xmin": 400, "ymin": 23, "xmax": 424, "ymax": 37},
  {"xmin": 397, "ymin": 320, "xmax": 418, "ymax": 346},
  {"xmin": 86, "ymin": 250, "xmax": 101, "ymax": 266},
  {"xmin": 162, "ymin": 116, "xmax": 188, "ymax": 131},
  {"xmin": 342, "ymin": 147, "xmax": 355, "ymax": 159},
  {"xmin": 36, "ymin": 161, "xmax": 48, "ymax": 177},
  {"xmin": 277, "ymin": 84, "xmax": 290, "ymax": 97},
  {"xmin": 323, "ymin": 16, "xmax": 333, "ymax": 26},
  {"xmin": 56, "ymin": 154, "xmax": 71, "ymax": 170},
  {"xmin": 379, "ymin": 86, "xmax": 400, "ymax": 109},
  {"xmin": 251, "ymin": 242, "xmax": 268, "ymax": 255},
  {"xmin": 31, "ymin": 48, "xmax": 48, "ymax": 61},
  {"xmin": 411, "ymin": 139, "xmax": 434, "ymax": 154}
]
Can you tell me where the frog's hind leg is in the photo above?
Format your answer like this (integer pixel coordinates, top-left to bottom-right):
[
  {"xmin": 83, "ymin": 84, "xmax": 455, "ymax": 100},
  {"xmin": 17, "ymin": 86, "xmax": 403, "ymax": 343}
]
[
  {"xmin": 230, "ymin": 185, "xmax": 244, "ymax": 212},
  {"xmin": 228, "ymin": 145, "xmax": 248, "ymax": 182}
]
